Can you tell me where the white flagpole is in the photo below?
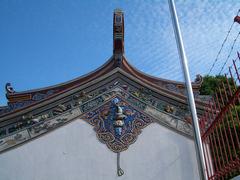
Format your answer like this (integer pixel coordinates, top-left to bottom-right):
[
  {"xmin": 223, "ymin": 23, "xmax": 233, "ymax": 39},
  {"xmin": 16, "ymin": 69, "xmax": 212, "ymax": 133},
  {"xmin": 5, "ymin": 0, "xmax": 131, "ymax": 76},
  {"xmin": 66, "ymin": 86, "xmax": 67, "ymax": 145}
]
[{"xmin": 168, "ymin": 0, "xmax": 207, "ymax": 179}]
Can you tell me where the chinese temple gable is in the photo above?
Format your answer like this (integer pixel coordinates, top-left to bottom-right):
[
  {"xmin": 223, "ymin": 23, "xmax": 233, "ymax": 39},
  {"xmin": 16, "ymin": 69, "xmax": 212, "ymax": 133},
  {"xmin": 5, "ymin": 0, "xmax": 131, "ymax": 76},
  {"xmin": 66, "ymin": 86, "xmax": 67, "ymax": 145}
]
[{"xmin": 0, "ymin": 9, "xmax": 206, "ymax": 156}]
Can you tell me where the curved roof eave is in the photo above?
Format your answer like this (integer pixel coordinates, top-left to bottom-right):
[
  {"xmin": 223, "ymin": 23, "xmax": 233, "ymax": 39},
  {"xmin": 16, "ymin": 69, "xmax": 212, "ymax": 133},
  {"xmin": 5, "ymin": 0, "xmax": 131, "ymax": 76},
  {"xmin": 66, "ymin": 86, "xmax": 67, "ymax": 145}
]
[
  {"xmin": 121, "ymin": 55, "xmax": 202, "ymax": 88},
  {"xmin": 2, "ymin": 9, "xmax": 205, "ymax": 116},
  {"xmin": 6, "ymin": 55, "xmax": 202, "ymax": 102},
  {"xmin": 0, "ymin": 66, "xmax": 206, "ymax": 121}
]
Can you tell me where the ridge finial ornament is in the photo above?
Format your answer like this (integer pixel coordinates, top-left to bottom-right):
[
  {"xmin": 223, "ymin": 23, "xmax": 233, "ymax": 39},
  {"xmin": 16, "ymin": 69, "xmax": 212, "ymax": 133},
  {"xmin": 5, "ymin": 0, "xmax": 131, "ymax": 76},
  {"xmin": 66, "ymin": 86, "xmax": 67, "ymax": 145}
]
[
  {"xmin": 5, "ymin": 83, "xmax": 15, "ymax": 94},
  {"xmin": 113, "ymin": 9, "xmax": 124, "ymax": 67},
  {"xmin": 194, "ymin": 74, "xmax": 203, "ymax": 84}
]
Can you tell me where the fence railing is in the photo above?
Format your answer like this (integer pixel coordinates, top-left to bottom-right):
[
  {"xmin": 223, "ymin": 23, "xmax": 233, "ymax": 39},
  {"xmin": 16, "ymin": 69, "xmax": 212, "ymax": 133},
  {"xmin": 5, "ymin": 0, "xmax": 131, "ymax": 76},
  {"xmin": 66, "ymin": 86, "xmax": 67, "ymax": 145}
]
[{"xmin": 199, "ymin": 53, "xmax": 240, "ymax": 179}]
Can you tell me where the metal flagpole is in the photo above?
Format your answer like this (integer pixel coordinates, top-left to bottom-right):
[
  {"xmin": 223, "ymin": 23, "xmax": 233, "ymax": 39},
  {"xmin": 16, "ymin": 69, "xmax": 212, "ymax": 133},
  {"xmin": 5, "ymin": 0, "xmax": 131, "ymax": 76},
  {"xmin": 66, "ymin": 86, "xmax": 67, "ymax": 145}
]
[{"xmin": 168, "ymin": 0, "xmax": 207, "ymax": 179}]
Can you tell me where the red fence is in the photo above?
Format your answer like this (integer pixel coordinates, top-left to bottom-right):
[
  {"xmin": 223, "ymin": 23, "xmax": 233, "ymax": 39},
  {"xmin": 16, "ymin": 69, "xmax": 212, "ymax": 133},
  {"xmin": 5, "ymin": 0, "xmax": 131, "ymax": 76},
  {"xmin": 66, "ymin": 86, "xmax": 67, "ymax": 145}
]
[{"xmin": 199, "ymin": 54, "xmax": 240, "ymax": 179}]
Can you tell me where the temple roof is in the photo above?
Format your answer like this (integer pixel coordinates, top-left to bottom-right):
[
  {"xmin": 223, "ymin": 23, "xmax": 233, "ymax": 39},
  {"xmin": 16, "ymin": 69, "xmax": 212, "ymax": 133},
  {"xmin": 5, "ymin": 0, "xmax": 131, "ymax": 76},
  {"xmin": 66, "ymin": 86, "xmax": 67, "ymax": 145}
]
[
  {"xmin": 0, "ymin": 9, "xmax": 204, "ymax": 117},
  {"xmin": 0, "ymin": 9, "xmax": 210, "ymax": 154}
]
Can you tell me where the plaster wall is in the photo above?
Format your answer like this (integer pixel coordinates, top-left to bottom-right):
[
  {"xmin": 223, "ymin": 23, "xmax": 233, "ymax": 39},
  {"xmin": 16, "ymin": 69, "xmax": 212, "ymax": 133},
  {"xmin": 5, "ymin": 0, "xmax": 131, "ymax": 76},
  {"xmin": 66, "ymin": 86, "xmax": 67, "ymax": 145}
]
[{"xmin": 0, "ymin": 119, "xmax": 200, "ymax": 180}]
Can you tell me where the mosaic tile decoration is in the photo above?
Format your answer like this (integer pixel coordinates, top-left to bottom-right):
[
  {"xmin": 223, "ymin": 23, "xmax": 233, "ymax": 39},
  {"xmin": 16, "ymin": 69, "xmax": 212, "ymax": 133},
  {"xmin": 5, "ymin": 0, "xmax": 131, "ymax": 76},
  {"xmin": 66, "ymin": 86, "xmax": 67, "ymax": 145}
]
[
  {"xmin": 81, "ymin": 96, "xmax": 153, "ymax": 153},
  {"xmin": 0, "ymin": 79, "xmax": 194, "ymax": 154}
]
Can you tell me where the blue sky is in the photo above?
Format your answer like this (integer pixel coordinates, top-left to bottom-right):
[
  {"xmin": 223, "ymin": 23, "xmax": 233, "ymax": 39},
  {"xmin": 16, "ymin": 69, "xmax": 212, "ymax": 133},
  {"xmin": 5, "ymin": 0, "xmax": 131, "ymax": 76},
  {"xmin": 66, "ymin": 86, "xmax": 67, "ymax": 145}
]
[{"xmin": 0, "ymin": 0, "xmax": 240, "ymax": 105}]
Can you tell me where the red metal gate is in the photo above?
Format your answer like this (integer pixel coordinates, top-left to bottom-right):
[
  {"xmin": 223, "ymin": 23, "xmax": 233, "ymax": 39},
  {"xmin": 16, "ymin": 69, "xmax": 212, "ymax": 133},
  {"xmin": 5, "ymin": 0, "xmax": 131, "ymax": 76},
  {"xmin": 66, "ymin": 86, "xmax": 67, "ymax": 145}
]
[{"xmin": 199, "ymin": 53, "xmax": 240, "ymax": 179}]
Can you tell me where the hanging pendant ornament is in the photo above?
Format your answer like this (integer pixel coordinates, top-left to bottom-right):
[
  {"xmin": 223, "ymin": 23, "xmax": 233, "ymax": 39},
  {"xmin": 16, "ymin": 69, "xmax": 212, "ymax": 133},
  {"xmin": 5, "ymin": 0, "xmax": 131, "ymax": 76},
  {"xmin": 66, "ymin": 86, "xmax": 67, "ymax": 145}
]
[
  {"xmin": 112, "ymin": 97, "xmax": 125, "ymax": 176},
  {"xmin": 117, "ymin": 152, "xmax": 124, "ymax": 176}
]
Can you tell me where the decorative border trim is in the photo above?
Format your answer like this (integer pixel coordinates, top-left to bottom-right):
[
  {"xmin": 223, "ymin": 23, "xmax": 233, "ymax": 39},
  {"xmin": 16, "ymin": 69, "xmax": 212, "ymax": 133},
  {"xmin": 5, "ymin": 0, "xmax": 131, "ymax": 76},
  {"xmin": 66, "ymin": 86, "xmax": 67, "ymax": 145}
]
[{"xmin": 0, "ymin": 74, "xmax": 196, "ymax": 154}]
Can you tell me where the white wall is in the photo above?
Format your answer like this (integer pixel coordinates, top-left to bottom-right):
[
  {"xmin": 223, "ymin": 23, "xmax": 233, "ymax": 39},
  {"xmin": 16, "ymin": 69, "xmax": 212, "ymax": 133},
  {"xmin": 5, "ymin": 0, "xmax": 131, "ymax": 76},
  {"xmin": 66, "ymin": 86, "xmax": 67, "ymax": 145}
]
[{"xmin": 0, "ymin": 119, "xmax": 199, "ymax": 180}]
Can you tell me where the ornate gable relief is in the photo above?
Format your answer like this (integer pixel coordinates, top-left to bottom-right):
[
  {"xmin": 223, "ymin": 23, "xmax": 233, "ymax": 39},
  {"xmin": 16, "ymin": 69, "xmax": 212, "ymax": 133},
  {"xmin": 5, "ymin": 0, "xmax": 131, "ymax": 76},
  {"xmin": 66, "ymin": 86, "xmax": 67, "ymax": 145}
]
[
  {"xmin": 0, "ymin": 79, "xmax": 193, "ymax": 155},
  {"xmin": 81, "ymin": 96, "xmax": 153, "ymax": 176},
  {"xmin": 81, "ymin": 97, "xmax": 153, "ymax": 153},
  {"xmin": 0, "ymin": 79, "xmax": 194, "ymax": 176}
]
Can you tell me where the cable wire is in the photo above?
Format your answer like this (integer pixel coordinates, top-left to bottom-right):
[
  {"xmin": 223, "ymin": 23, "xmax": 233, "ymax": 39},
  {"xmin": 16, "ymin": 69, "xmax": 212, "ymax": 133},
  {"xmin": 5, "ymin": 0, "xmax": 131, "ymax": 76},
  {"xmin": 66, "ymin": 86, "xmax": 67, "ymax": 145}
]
[
  {"xmin": 208, "ymin": 9, "xmax": 240, "ymax": 75},
  {"xmin": 218, "ymin": 31, "xmax": 240, "ymax": 74}
]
